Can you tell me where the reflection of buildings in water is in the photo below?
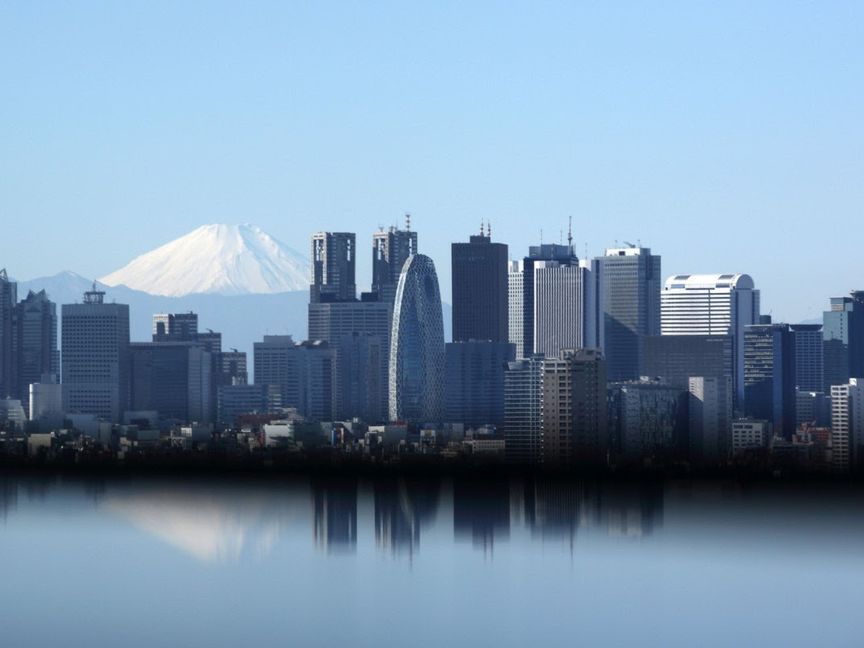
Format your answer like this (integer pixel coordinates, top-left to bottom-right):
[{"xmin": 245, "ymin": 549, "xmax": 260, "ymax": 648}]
[
  {"xmin": 373, "ymin": 477, "xmax": 441, "ymax": 556},
  {"xmin": 312, "ymin": 477, "xmax": 358, "ymax": 553},
  {"xmin": 517, "ymin": 478, "xmax": 664, "ymax": 540},
  {"xmin": 103, "ymin": 480, "xmax": 303, "ymax": 563},
  {"xmin": 0, "ymin": 475, "xmax": 18, "ymax": 520},
  {"xmin": 453, "ymin": 477, "xmax": 510, "ymax": 551}
]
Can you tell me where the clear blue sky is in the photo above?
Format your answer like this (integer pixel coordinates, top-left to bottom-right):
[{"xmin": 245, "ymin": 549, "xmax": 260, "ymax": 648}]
[{"xmin": 1, "ymin": 1, "xmax": 862, "ymax": 321}]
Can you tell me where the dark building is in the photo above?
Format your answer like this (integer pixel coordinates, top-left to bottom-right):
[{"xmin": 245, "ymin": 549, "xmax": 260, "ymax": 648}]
[
  {"xmin": 129, "ymin": 342, "xmax": 212, "ymax": 423},
  {"xmin": 641, "ymin": 335, "xmax": 733, "ymax": 390},
  {"xmin": 451, "ymin": 229, "xmax": 508, "ymax": 343},
  {"xmin": 789, "ymin": 324, "xmax": 824, "ymax": 392},
  {"xmin": 310, "ymin": 232, "xmax": 356, "ymax": 303},
  {"xmin": 823, "ymin": 291, "xmax": 864, "ymax": 392},
  {"xmin": 595, "ymin": 246, "xmax": 662, "ymax": 382},
  {"xmin": 214, "ymin": 350, "xmax": 247, "ymax": 386},
  {"xmin": 13, "ymin": 290, "xmax": 58, "ymax": 411},
  {"xmin": 217, "ymin": 384, "xmax": 268, "ymax": 427},
  {"xmin": 372, "ymin": 222, "xmax": 417, "ymax": 304},
  {"xmin": 444, "ymin": 340, "xmax": 515, "ymax": 428},
  {"xmin": 335, "ymin": 333, "xmax": 388, "ymax": 423},
  {"xmin": 0, "ymin": 270, "xmax": 15, "ymax": 399},
  {"xmin": 743, "ymin": 323, "xmax": 796, "ymax": 438},
  {"xmin": 503, "ymin": 355, "xmax": 545, "ymax": 464},
  {"xmin": 608, "ymin": 378, "xmax": 688, "ymax": 461}
]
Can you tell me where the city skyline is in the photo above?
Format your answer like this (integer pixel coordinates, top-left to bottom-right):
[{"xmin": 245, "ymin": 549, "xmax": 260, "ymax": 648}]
[{"xmin": 3, "ymin": 2, "xmax": 863, "ymax": 325}]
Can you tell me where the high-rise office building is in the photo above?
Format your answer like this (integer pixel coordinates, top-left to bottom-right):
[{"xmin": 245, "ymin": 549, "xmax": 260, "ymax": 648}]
[
  {"xmin": 152, "ymin": 312, "xmax": 198, "ymax": 341},
  {"xmin": 310, "ymin": 232, "xmax": 356, "ymax": 303},
  {"xmin": 608, "ymin": 378, "xmax": 687, "ymax": 460},
  {"xmin": 503, "ymin": 355, "xmax": 545, "ymax": 464},
  {"xmin": 61, "ymin": 287, "xmax": 130, "ymax": 422},
  {"xmin": 595, "ymin": 246, "xmax": 662, "ymax": 382},
  {"xmin": 688, "ymin": 376, "xmax": 732, "ymax": 464},
  {"xmin": 660, "ymin": 273, "xmax": 760, "ymax": 404},
  {"xmin": 444, "ymin": 340, "xmax": 515, "ymax": 428},
  {"xmin": 532, "ymin": 258, "xmax": 597, "ymax": 357},
  {"xmin": 823, "ymin": 291, "xmax": 864, "ymax": 392},
  {"xmin": 790, "ymin": 324, "xmax": 824, "ymax": 393},
  {"xmin": 641, "ymin": 335, "xmax": 733, "ymax": 390},
  {"xmin": 830, "ymin": 378, "xmax": 864, "ymax": 472},
  {"xmin": 13, "ymin": 289, "xmax": 58, "ymax": 412},
  {"xmin": 743, "ymin": 323, "xmax": 796, "ymax": 438},
  {"xmin": 372, "ymin": 221, "xmax": 417, "ymax": 304},
  {"xmin": 542, "ymin": 348, "xmax": 607, "ymax": 464},
  {"xmin": 389, "ymin": 254, "xmax": 445, "ymax": 425},
  {"xmin": 214, "ymin": 350, "xmax": 248, "ymax": 386},
  {"xmin": 508, "ymin": 243, "xmax": 582, "ymax": 360},
  {"xmin": 451, "ymin": 228, "xmax": 508, "ymax": 343},
  {"xmin": 0, "ymin": 269, "xmax": 16, "ymax": 399},
  {"xmin": 129, "ymin": 342, "xmax": 212, "ymax": 423},
  {"xmin": 334, "ymin": 333, "xmax": 388, "ymax": 423}
]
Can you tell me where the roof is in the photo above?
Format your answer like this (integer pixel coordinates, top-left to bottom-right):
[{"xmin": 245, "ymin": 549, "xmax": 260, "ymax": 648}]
[{"xmin": 663, "ymin": 273, "xmax": 754, "ymax": 291}]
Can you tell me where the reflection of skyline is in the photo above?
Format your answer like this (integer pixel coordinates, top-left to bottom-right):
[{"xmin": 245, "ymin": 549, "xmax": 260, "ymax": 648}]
[
  {"xmin": 373, "ymin": 477, "xmax": 441, "ymax": 556},
  {"xmin": 102, "ymin": 480, "xmax": 306, "ymax": 563},
  {"xmin": 453, "ymin": 477, "xmax": 511, "ymax": 552},
  {"xmin": 312, "ymin": 477, "xmax": 358, "ymax": 553}
]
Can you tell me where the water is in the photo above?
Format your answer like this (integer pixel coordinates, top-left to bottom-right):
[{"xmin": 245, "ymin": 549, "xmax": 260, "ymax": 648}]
[{"xmin": 1, "ymin": 472, "xmax": 862, "ymax": 647}]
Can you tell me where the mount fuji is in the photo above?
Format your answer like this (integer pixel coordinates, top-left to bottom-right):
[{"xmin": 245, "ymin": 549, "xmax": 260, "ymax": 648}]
[{"xmin": 98, "ymin": 224, "xmax": 309, "ymax": 297}]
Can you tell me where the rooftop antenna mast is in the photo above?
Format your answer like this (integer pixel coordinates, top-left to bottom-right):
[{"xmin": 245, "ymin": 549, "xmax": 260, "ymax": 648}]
[
  {"xmin": 567, "ymin": 216, "xmax": 573, "ymax": 247},
  {"xmin": 405, "ymin": 212, "xmax": 411, "ymax": 231},
  {"xmin": 487, "ymin": 221, "xmax": 492, "ymax": 239}
]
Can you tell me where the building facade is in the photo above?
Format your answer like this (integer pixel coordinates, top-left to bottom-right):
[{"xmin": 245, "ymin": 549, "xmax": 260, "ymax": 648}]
[
  {"xmin": 310, "ymin": 232, "xmax": 357, "ymax": 303},
  {"xmin": 743, "ymin": 323, "xmax": 796, "ymax": 438},
  {"xmin": 823, "ymin": 291, "xmax": 864, "ymax": 392},
  {"xmin": 451, "ymin": 230, "xmax": 508, "ymax": 343},
  {"xmin": 444, "ymin": 340, "xmax": 515, "ymax": 428}
]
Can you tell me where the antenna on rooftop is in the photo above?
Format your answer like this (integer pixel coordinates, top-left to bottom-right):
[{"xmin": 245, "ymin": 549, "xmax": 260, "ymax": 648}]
[
  {"xmin": 405, "ymin": 212, "xmax": 411, "ymax": 231},
  {"xmin": 567, "ymin": 216, "xmax": 573, "ymax": 247},
  {"xmin": 488, "ymin": 221, "xmax": 492, "ymax": 239}
]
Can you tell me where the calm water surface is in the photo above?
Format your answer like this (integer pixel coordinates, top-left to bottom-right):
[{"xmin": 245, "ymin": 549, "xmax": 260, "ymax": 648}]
[{"xmin": 1, "ymin": 473, "xmax": 863, "ymax": 647}]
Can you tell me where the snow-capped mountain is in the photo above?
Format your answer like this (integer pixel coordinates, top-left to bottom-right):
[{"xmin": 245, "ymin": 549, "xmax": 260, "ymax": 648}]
[{"xmin": 98, "ymin": 224, "xmax": 309, "ymax": 297}]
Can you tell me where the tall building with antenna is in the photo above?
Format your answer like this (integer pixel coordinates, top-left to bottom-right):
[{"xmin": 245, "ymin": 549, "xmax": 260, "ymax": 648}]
[
  {"xmin": 451, "ymin": 222, "xmax": 508, "ymax": 343},
  {"xmin": 372, "ymin": 214, "xmax": 417, "ymax": 304}
]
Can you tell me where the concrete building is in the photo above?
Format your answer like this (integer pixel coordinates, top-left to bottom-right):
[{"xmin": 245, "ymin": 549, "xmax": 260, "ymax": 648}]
[
  {"xmin": 730, "ymin": 419, "xmax": 769, "ymax": 456},
  {"xmin": 660, "ymin": 273, "xmax": 760, "ymax": 404},
  {"xmin": 451, "ymin": 228, "xmax": 508, "ymax": 343},
  {"xmin": 152, "ymin": 312, "xmax": 198, "ymax": 341},
  {"xmin": 310, "ymin": 232, "xmax": 356, "ymax": 303},
  {"xmin": 796, "ymin": 390, "xmax": 831, "ymax": 427},
  {"xmin": 217, "ymin": 384, "xmax": 268, "ymax": 427},
  {"xmin": 13, "ymin": 290, "xmax": 59, "ymax": 413},
  {"xmin": 830, "ymin": 378, "xmax": 864, "ymax": 471},
  {"xmin": 688, "ymin": 376, "xmax": 732, "ymax": 464},
  {"xmin": 389, "ymin": 254, "xmax": 445, "ymax": 425},
  {"xmin": 129, "ymin": 342, "xmax": 212, "ymax": 424},
  {"xmin": 0, "ymin": 269, "xmax": 15, "ymax": 399},
  {"xmin": 29, "ymin": 375, "xmax": 62, "ymax": 423},
  {"xmin": 444, "ymin": 340, "xmax": 515, "ymax": 428},
  {"xmin": 533, "ymin": 259, "xmax": 596, "ymax": 357},
  {"xmin": 823, "ymin": 291, "xmax": 864, "ymax": 392},
  {"xmin": 61, "ymin": 287, "xmax": 130, "ymax": 422},
  {"xmin": 595, "ymin": 246, "xmax": 662, "ymax": 382},
  {"xmin": 790, "ymin": 324, "xmax": 824, "ymax": 393}
]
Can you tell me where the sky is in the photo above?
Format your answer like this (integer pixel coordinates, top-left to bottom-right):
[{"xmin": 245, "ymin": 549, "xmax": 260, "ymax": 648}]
[{"xmin": 1, "ymin": 1, "xmax": 862, "ymax": 321}]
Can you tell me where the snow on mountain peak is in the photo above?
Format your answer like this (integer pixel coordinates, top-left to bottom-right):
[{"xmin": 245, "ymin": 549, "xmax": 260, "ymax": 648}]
[{"xmin": 98, "ymin": 224, "xmax": 309, "ymax": 296}]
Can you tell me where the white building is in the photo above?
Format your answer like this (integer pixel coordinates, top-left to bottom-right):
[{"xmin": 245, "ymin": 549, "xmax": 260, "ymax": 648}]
[
  {"xmin": 533, "ymin": 259, "xmax": 596, "ymax": 357},
  {"xmin": 830, "ymin": 378, "xmax": 864, "ymax": 471},
  {"xmin": 661, "ymin": 274, "xmax": 760, "ymax": 405},
  {"xmin": 730, "ymin": 419, "xmax": 769, "ymax": 455}
]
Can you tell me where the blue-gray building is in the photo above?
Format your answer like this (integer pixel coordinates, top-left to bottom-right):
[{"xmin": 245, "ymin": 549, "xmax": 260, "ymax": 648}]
[
  {"xmin": 743, "ymin": 323, "xmax": 796, "ymax": 438},
  {"xmin": 444, "ymin": 340, "xmax": 515, "ymax": 428},
  {"xmin": 823, "ymin": 291, "xmax": 864, "ymax": 392}
]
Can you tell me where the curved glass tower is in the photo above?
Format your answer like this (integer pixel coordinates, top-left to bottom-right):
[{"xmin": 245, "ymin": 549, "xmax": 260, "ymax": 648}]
[{"xmin": 389, "ymin": 254, "xmax": 445, "ymax": 425}]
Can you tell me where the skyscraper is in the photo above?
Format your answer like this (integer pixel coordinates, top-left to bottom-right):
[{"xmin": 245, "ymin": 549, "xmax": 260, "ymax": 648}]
[
  {"xmin": 152, "ymin": 312, "xmax": 198, "ymax": 341},
  {"xmin": 823, "ymin": 291, "xmax": 864, "ymax": 392},
  {"xmin": 507, "ymin": 243, "xmax": 584, "ymax": 359},
  {"xmin": 372, "ymin": 220, "xmax": 417, "ymax": 304},
  {"xmin": 688, "ymin": 376, "xmax": 732, "ymax": 464},
  {"xmin": 388, "ymin": 254, "xmax": 445, "ymax": 425},
  {"xmin": 743, "ymin": 323, "xmax": 796, "ymax": 438},
  {"xmin": 0, "ymin": 269, "xmax": 16, "ymax": 399},
  {"xmin": 61, "ymin": 287, "xmax": 130, "ymax": 422},
  {"xmin": 503, "ymin": 356, "xmax": 545, "ymax": 464},
  {"xmin": 830, "ymin": 378, "xmax": 864, "ymax": 472},
  {"xmin": 444, "ymin": 340, "xmax": 515, "ymax": 428},
  {"xmin": 595, "ymin": 246, "xmax": 662, "ymax": 382},
  {"xmin": 641, "ymin": 335, "xmax": 733, "ymax": 390},
  {"xmin": 542, "ymin": 348, "xmax": 607, "ymax": 464},
  {"xmin": 608, "ymin": 378, "xmax": 687, "ymax": 461},
  {"xmin": 660, "ymin": 273, "xmax": 760, "ymax": 404},
  {"xmin": 451, "ymin": 227, "xmax": 508, "ymax": 343},
  {"xmin": 789, "ymin": 323, "xmax": 824, "ymax": 392},
  {"xmin": 13, "ymin": 290, "xmax": 59, "ymax": 412},
  {"xmin": 532, "ymin": 258, "xmax": 596, "ymax": 357},
  {"xmin": 310, "ymin": 232, "xmax": 356, "ymax": 303}
]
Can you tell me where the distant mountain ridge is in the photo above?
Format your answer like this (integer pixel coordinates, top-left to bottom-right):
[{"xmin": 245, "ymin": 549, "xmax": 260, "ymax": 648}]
[{"xmin": 99, "ymin": 224, "xmax": 309, "ymax": 297}]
